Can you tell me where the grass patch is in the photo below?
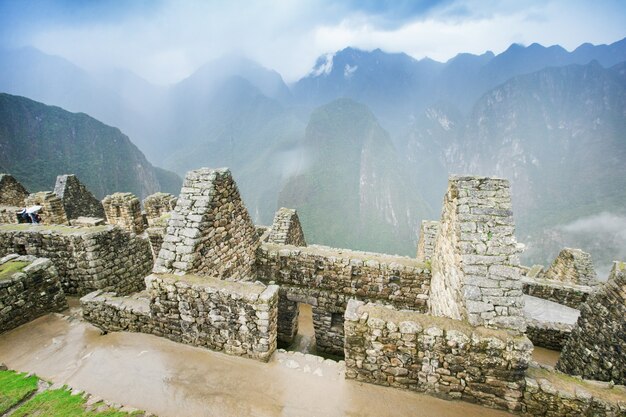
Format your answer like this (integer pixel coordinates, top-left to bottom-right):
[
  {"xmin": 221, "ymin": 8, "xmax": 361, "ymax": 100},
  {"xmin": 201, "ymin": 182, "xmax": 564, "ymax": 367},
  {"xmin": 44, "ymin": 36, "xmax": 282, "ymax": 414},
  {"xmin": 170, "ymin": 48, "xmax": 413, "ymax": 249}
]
[
  {"xmin": 0, "ymin": 261, "xmax": 29, "ymax": 280},
  {"xmin": 0, "ymin": 370, "xmax": 39, "ymax": 414},
  {"xmin": 11, "ymin": 388, "xmax": 139, "ymax": 417}
]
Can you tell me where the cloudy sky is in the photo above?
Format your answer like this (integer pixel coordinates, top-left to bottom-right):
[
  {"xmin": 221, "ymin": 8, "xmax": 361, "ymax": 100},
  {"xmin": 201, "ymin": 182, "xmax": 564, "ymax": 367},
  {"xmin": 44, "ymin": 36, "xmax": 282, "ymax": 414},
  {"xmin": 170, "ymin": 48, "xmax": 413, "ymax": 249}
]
[{"xmin": 1, "ymin": 0, "xmax": 625, "ymax": 84}]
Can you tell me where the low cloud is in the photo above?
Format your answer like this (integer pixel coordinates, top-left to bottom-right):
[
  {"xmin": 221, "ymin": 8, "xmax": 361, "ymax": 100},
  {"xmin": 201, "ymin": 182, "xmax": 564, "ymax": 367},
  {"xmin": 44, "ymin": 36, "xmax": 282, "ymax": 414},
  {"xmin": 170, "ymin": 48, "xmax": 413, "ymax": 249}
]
[{"xmin": 1, "ymin": 0, "xmax": 624, "ymax": 84}]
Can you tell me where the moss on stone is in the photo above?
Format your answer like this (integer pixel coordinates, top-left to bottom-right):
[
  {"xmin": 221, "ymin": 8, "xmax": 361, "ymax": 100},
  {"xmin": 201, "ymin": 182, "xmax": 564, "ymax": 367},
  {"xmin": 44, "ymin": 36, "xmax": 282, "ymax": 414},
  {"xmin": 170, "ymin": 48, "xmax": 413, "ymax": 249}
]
[
  {"xmin": 0, "ymin": 261, "xmax": 29, "ymax": 280},
  {"xmin": 528, "ymin": 366, "xmax": 626, "ymax": 403}
]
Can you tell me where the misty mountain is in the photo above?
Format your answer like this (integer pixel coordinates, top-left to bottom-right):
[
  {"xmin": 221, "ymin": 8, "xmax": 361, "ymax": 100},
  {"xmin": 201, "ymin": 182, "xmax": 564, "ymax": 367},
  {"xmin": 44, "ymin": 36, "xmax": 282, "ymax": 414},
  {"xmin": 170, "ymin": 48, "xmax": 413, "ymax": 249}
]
[
  {"xmin": 404, "ymin": 61, "xmax": 626, "ymax": 270},
  {"xmin": 0, "ymin": 93, "xmax": 181, "ymax": 199},
  {"xmin": 293, "ymin": 37, "xmax": 626, "ymax": 126},
  {"xmin": 278, "ymin": 99, "xmax": 431, "ymax": 255}
]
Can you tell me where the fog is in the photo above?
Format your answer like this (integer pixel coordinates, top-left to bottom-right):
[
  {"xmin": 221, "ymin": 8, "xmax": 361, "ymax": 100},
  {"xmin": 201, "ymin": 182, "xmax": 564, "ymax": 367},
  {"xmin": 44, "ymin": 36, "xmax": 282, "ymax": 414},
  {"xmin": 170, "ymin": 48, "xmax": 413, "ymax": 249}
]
[{"xmin": 1, "ymin": 0, "xmax": 625, "ymax": 84}]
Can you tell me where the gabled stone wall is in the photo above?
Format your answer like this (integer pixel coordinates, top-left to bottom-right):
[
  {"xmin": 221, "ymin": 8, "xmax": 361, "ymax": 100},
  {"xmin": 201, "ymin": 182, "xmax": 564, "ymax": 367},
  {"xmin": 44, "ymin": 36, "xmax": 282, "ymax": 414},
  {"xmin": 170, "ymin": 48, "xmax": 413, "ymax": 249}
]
[
  {"xmin": 25, "ymin": 191, "xmax": 68, "ymax": 225},
  {"xmin": 544, "ymin": 248, "xmax": 598, "ymax": 286},
  {"xmin": 54, "ymin": 174, "xmax": 105, "ymax": 220},
  {"xmin": 267, "ymin": 207, "xmax": 307, "ymax": 246},
  {"xmin": 429, "ymin": 176, "xmax": 526, "ymax": 333},
  {"xmin": 344, "ymin": 300, "xmax": 532, "ymax": 412},
  {"xmin": 0, "ymin": 254, "xmax": 67, "ymax": 333},
  {"xmin": 0, "ymin": 174, "xmax": 29, "ymax": 207},
  {"xmin": 143, "ymin": 192, "xmax": 177, "ymax": 224},
  {"xmin": 557, "ymin": 261, "xmax": 626, "ymax": 384},
  {"xmin": 154, "ymin": 168, "xmax": 258, "ymax": 281},
  {"xmin": 0, "ymin": 224, "xmax": 152, "ymax": 296},
  {"xmin": 102, "ymin": 192, "xmax": 144, "ymax": 234},
  {"xmin": 416, "ymin": 220, "xmax": 439, "ymax": 261}
]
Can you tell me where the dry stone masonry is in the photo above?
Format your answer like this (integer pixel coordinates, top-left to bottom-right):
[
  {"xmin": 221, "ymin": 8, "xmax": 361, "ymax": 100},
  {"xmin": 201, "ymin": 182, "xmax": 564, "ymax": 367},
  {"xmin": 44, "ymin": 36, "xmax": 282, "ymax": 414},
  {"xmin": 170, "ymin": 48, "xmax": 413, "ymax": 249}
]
[
  {"xmin": 0, "ymin": 224, "xmax": 152, "ymax": 296},
  {"xmin": 344, "ymin": 300, "xmax": 532, "ymax": 412},
  {"xmin": 143, "ymin": 192, "xmax": 177, "ymax": 224},
  {"xmin": 416, "ymin": 220, "xmax": 439, "ymax": 261},
  {"xmin": 24, "ymin": 191, "xmax": 68, "ymax": 225},
  {"xmin": 102, "ymin": 192, "xmax": 145, "ymax": 234},
  {"xmin": 522, "ymin": 275, "xmax": 593, "ymax": 309},
  {"xmin": 1, "ymin": 167, "xmax": 616, "ymax": 414},
  {"xmin": 54, "ymin": 174, "xmax": 105, "ymax": 220},
  {"xmin": 154, "ymin": 168, "xmax": 258, "ymax": 281},
  {"xmin": 0, "ymin": 174, "xmax": 29, "ymax": 207},
  {"xmin": 256, "ymin": 244, "xmax": 431, "ymax": 355},
  {"xmin": 429, "ymin": 176, "xmax": 526, "ymax": 333},
  {"xmin": 0, "ymin": 254, "xmax": 67, "ymax": 333},
  {"xmin": 557, "ymin": 261, "xmax": 626, "ymax": 385},
  {"xmin": 82, "ymin": 274, "xmax": 279, "ymax": 362},
  {"xmin": 544, "ymin": 248, "xmax": 598, "ymax": 286},
  {"xmin": 267, "ymin": 207, "xmax": 307, "ymax": 246}
]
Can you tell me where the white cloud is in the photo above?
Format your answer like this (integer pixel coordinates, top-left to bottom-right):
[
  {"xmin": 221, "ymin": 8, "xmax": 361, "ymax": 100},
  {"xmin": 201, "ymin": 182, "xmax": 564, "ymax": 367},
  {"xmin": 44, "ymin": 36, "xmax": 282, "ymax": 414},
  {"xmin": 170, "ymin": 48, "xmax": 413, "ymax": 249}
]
[{"xmin": 11, "ymin": 0, "xmax": 626, "ymax": 84}]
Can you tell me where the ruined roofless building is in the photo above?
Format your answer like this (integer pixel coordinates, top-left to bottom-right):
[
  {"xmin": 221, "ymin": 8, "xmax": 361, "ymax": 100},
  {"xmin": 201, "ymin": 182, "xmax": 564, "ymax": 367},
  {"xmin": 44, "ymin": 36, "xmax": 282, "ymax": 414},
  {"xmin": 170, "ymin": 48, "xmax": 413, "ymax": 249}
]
[{"xmin": 53, "ymin": 174, "xmax": 105, "ymax": 220}]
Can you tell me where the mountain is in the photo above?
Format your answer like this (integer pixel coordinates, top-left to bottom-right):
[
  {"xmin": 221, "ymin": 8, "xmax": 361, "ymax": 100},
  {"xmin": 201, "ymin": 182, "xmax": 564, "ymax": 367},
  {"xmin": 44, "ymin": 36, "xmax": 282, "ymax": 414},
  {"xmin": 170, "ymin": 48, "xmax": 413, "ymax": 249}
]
[
  {"xmin": 278, "ymin": 98, "xmax": 431, "ymax": 255},
  {"xmin": 0, "ymin": 93, "xmax": 181, "ymax": 199},
  {"xmin": 404, "ymin": 61, "xmax": 626, "ymax": 270}
]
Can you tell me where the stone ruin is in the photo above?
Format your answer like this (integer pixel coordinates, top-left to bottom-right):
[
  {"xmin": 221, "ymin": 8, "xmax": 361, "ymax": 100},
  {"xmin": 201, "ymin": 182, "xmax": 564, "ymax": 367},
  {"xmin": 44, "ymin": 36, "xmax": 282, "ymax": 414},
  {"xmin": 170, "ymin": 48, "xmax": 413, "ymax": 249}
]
[
  {"xmin": 54, "ymin": 174, "xmax": 105, "ymax": 220},
  {"xmin": 24, "ymin": 191, "xmax": 69, "ymax": 225},
  {"xmin": 429, "ymin": 176, "xmax": 526, "ymax": 333},
  {"xmin": 0, "ymin": 174, "xmax": 29, "ymax": 207},
  {"xmin": 416, "ymin": 220, "xmax": 438, "ymax": 261},
  {"xmin": 267, "ymin": 207, "xmax": 307, "ymax": 246},
  {"xmin": 154, "ymin": 168, "xmax": 258, "ymax": 280},
  {"xmin": 0, "ymin": 167, "xmax": 624, "ymax": 416},
  {"xmin": 102, "ymin": 192, "xmax": 144, "ymax": 234},
  {"xmin": 143, "ymin": 192, "xmax": 177, "ymax": 224},
  {"xmin": 544, "ymin": 248, "xmax": 598, "ymax": 286},
  {"xmin": 557, "ymin": 261, "xmax": 626, "ymax": 385}
]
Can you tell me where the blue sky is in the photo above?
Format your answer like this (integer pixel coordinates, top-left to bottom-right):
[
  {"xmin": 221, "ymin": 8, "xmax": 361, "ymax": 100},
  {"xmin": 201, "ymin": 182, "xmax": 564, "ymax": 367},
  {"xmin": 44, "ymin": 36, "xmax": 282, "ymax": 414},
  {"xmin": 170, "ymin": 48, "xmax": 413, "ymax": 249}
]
[{"xmin": 1, "ymin": 0, "xmax": 625, "ymax": 84}]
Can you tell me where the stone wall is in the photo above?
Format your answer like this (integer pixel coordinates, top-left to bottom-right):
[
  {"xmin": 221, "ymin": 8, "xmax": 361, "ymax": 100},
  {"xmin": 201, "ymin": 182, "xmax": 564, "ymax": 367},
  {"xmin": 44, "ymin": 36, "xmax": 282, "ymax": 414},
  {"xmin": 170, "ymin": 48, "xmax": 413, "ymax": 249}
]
[
  {"xmin": 522, "ymin": 276, "xmax": 593, "ymax": 309},
  {"xmin": 102, "ymin": 192, "xmax": 144, "ymax": 234},
  {"xmin": 267, "ymin": 207, "xmax": 307, "ymax": 246},
  {"xmin": 522, "ymin": 366, "xmax": 626, "ymax": 417},
  {"xmin": 0, "ymin": 207, "xmax": 19, "ymax": 224},
  {"xmin": 0, "ymin": 174, "xmax": 29, "ymax": 206},
  {"xmin": 24, "ymin": 191, "xmax": 68, "ymax": 225},
  {"xmin": 53, "ymin": 174, "xmax": 105, "ymax": 220},
  {"xmin": 256, "ymin": 243, "xmax": 431, "ymax": 355},
  {"xmin": 557, "ymin": 261, "xmax": 626, "ymax": 385},
  {"xmin": 544, "ymin": 248, "xmax": 598, "ymax": 286},
  {"xmin": 0, "ymin": 254, "xmax": 67, "ymax": 333},
  {"xmin": 429, "ymin": 176, "xmax": 526, "ymax": 333},
  {"xmin": 0, "ymin": 224, "xmax": 152, "ymax": 296},
  {"xmin": 154, "ymin": 168, "xmax": 258, "ymax": 281},
  {"xmin": 82, "ymin": 274, "xmax": 279, "ymax": 362},
  {"xmin": 81, "ymin": 290, "xmax": 153, "ymax": 333},
  {"xmin": 143, "ymin": 193, "xmax": 177, "ymax": 224},
  {"xmin": 525, "ymin": 319, "xmax": 573, "ymax": 350},
  {"xmin": 344, "ymin": 300, "xmax": 532, "ymax": 412},
  {"xmin": 416, "ymin": 220, "xmax": 439, "ymax": 261},
  {"xmin": 146, "ymin": 226, "xmax": 165, "ymax": 259}
]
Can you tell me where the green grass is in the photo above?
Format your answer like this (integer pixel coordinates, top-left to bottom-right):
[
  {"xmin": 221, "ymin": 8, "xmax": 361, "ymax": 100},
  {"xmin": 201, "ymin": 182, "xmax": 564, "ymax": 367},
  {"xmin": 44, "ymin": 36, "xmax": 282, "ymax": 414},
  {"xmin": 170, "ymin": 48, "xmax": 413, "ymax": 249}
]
[
  {"xmin": 11, "ymin": 389, "xmax": 135, "ymax": 417},
  {"xmin": 0, "ymin": 261, "xmax": 29, "ymax": 280},
  {"xmin": 0, "ymin": 370, "xmax": 38, "ymax": 414},
  {"xmin": 0, "ymin": 370, "xmax": 143, "ymax": 416}
]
